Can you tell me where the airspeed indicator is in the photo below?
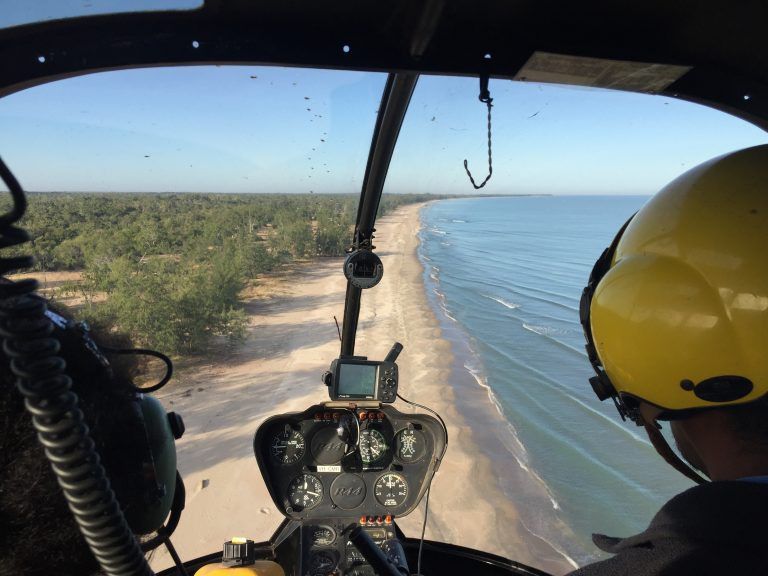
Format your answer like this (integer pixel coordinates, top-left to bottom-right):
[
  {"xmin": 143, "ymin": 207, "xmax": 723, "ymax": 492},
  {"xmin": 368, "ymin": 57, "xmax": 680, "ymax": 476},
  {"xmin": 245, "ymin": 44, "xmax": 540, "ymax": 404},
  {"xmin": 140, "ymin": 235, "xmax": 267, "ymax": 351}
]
[
  {"xmin": 374, "ymin": 473, "xmax": 408, "ymax": 507},
  {"xmin": 287, "ymin": 474, "xmax": 323, "ymax": 511}
]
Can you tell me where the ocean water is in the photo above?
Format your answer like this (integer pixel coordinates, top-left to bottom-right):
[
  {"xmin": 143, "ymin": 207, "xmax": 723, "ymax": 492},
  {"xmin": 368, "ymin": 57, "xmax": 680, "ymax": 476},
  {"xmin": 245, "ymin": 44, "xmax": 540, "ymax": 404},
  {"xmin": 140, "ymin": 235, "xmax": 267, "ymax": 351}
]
[{"xmin": 418, "ymin": 196, "xmax": 694, "ymax": 566}]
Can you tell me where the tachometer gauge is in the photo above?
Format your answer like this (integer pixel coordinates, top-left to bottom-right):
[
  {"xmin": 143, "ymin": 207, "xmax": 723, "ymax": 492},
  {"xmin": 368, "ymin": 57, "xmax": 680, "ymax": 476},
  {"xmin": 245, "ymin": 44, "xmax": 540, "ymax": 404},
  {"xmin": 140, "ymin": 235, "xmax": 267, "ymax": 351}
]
[
  {"xmin": 374, "ymin": 473, "xmax": 408, "ymax": 507},
  {"xmin": 287, "ymin": 474, "xmax": 323, "ymax": 511},
  {"xmin": 359, "ymin": 429, "xmax": 388, "ymax": 464},
  {"xmin": 270, "ymin": 426, "xmax": 306, "ymax": 465}
]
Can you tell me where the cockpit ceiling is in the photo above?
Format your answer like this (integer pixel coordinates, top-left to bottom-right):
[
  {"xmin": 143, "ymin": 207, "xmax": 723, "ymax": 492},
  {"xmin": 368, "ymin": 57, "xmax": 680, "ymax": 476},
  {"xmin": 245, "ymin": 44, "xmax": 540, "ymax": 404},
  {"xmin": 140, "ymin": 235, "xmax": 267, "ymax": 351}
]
[{"xmin": 1, "ymin": 0, "xmax": 767, "ymax": 128}]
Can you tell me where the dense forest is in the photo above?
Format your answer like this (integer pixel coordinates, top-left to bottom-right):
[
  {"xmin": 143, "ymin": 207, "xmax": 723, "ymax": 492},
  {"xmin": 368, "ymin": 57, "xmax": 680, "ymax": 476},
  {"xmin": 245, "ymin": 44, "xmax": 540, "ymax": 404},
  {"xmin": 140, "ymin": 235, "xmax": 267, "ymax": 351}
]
[{"xmin": 6, "ymin": 193, "xmax": 439, "ymax": 355}]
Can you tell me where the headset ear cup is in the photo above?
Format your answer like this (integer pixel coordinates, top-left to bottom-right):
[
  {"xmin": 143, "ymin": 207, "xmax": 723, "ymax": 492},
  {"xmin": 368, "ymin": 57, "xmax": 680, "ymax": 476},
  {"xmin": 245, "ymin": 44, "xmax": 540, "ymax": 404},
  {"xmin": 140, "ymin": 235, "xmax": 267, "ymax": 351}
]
[
  {"xmin": 115, "ymin": 394, "xmax": 181, "ymax": 535},
  {"xmin": 580, "ymin": 214, "xmax": 635, "ymax": 406},
  {"xmin": 589, "ymin": 372, "xmax": 616, "ymax": 402},
  {"xmin": 140, "ymin": 472, "xmax": 187, "ymax": 552},
  {"xmin": 579, "ymin": 286, "xmax": 592, "ymax": 329}
]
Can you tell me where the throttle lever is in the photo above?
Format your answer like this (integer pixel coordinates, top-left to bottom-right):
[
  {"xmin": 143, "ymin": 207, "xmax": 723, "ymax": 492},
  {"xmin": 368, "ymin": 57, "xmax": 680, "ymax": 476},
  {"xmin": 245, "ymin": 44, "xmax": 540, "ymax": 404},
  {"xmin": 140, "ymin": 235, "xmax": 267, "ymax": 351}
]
[
  {"xmin": 345, "ymin": 524, "xmax": 408, "ymax": 576},
  {"xmin": 380, "ymin": 539, "xmax": 410, "ymax": 575}
]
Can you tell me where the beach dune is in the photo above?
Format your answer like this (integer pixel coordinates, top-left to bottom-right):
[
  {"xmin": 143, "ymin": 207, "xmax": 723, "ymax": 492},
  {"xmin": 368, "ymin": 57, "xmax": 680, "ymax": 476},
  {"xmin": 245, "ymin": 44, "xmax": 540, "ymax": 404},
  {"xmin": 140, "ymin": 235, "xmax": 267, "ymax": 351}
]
[{"xmin": 150, "ymin": 203, "xmax": 574, "ymax": 575}]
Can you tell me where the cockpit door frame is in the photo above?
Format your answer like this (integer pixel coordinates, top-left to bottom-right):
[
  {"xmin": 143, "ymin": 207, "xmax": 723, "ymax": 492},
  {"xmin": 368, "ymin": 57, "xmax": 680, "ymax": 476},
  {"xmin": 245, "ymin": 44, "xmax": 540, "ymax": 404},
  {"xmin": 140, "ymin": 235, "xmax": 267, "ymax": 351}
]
[{"xmin": 340, "ymin": 73, "xmax": 418, "ymax": 356}]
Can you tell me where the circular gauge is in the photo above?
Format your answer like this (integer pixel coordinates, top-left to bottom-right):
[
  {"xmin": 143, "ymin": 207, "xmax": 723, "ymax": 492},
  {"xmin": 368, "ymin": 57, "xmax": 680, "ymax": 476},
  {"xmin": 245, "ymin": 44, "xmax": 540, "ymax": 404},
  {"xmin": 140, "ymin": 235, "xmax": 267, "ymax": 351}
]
[
  {"xmin": 330, "ymin": 473, "xmax": 367, "ymax": 509},
  {"xmin": 270, "ymin": 426, "xmax": 306, "ymax": 465},
  {"xmin": 359, "ymin": 429, "xmax": 388, "ymax": 464},
  {"xmin": 395, "ymin": 428, "xmax": 426, "ymax": 464},
  {"xmin": 309, "ymin": 550, "xmax": 338, "ymax": 576},
  {"xmin": 374, "ymin": 473, "xmax": 408, "ymax": 507},
  {"xmin": 311, "ymin": 427, "xmax": 347, "ymax": 465},
  {"xmin": 287, "ymin": 474, "xmax": 323, "ymax": 512},
  {"xmin": 311, "ymin": 525, "xmax": 337, "ymax": 547}
]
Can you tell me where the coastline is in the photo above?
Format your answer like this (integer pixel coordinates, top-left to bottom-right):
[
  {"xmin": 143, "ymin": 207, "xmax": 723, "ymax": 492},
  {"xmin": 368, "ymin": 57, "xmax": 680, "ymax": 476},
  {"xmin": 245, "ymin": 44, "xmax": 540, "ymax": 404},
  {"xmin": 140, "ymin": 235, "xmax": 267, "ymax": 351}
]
[
  {"xmin": 149, "ymin": 201, "xmax": 575, "ymax": 574},
  {"xmin": 356, "ymin": 203, "xmax": 576, "ymax": 575},
  {"xmin": 419, "ymin": 220, "xmax": 583, "ymax": 570}
]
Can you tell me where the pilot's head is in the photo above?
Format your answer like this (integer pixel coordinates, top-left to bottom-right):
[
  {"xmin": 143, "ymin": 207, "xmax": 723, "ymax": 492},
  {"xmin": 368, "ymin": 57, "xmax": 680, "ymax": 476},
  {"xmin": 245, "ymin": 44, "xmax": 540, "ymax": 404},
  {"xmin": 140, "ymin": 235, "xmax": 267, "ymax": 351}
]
[
  {"xmin": 0, "ymin": 304, "xmax": 182, "ymax": 576},
  {"xmin": 580, "ymin": 144, "xmax": 768, "ymax": 480}
]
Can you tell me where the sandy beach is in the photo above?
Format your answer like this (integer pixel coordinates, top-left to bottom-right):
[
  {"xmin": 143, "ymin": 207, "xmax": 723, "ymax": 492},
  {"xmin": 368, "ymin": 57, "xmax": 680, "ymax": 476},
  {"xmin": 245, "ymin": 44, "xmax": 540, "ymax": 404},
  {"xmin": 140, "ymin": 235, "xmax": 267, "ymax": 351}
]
[{"xmin": 149, "ymin": 202, "xmax": 574, "ymax": 575}]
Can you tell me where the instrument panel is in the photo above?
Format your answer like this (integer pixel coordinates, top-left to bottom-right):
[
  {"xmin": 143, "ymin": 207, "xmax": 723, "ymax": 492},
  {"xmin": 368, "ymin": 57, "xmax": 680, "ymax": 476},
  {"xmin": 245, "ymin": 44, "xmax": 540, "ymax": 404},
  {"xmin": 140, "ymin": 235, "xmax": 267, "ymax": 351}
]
[
  {"xmin": 254, "ymin": 403, "xmax": 445, "ymax": 520},
  {"xmin": 305, "ymin": 520, "xmax": 397, "ymax": 576}
]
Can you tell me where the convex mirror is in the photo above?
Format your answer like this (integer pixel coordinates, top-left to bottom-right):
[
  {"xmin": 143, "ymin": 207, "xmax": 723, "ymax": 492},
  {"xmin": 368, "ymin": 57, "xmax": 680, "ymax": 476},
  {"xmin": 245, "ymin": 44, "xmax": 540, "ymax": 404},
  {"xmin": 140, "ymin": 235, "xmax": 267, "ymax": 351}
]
[{"xmin": 344, "ymin": 250, "xmax": 384, "ymax": 289}]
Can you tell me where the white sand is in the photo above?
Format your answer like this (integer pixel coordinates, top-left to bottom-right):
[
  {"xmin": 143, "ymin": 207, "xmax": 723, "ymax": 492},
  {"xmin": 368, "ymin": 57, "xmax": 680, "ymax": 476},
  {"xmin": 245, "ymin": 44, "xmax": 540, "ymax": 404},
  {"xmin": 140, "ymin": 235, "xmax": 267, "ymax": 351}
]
[{"xmin": 150, "ymin": 203, "xmax": 573, "ymax": 575}]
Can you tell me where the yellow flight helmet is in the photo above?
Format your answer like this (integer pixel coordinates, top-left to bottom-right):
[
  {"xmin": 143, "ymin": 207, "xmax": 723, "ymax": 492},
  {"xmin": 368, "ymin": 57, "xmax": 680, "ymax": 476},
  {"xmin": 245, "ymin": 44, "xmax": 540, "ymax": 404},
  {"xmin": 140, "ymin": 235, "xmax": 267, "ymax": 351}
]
[{"xmin": 580, "ymin": 144, "xmax": 768, "ymax": 423}]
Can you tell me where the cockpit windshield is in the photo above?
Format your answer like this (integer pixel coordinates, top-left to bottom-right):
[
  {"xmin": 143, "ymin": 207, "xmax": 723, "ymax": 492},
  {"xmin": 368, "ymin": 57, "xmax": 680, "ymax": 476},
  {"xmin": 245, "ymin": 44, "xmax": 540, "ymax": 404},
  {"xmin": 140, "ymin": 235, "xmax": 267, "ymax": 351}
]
[
  {"xmin": 1, "ymin": 63, "xmax": 767, "ymax": 575},
  {"xmin": 0, "ymin": 66, "xmax": 385, "ymax": 193}
]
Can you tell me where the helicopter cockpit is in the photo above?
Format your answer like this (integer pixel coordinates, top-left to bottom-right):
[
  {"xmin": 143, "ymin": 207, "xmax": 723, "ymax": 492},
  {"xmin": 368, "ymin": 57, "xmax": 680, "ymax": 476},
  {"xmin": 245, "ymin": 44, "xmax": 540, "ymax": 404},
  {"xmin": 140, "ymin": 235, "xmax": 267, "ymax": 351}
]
[
  {"xmin": 248, "ymin": 344, "xmax": 447, "ymax": 576},
  {"xmin": 1, "ymin": 2, "xmax": 768, "ymax": 576}
]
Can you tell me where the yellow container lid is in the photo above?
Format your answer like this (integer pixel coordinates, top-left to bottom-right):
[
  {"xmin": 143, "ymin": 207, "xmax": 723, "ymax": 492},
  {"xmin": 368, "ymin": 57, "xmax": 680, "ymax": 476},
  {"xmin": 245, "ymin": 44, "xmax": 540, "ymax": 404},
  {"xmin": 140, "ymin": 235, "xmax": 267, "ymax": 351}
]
[{"xmin": 194, "ymin": 560, "xmax": 285, "ymax": 576}]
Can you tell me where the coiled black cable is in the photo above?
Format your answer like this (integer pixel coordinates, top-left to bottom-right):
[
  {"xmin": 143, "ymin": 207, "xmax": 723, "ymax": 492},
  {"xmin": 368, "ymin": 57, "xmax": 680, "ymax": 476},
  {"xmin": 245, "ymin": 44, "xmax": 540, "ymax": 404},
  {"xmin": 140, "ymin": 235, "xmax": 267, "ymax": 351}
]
[{"xmin": 0, "ymin": 156, "xmax": 153, "ymax": 576}]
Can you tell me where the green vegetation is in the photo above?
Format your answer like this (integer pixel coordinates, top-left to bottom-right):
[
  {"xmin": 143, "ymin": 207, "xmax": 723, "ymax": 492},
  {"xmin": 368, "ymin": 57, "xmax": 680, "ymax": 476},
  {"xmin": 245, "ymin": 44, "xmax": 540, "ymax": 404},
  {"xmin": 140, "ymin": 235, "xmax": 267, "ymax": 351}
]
[{"xmin": 9, "ymin": 193, "xmax": 437, "ymax": 355}]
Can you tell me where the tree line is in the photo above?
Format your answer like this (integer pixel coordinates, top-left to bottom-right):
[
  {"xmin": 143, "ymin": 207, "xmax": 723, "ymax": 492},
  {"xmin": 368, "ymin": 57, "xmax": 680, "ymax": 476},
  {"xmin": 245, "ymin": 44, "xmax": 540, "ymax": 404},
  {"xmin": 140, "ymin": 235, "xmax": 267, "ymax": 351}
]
[{"xmin": 7, "ymin": 193, "xmax": 438, "ymax": 355}]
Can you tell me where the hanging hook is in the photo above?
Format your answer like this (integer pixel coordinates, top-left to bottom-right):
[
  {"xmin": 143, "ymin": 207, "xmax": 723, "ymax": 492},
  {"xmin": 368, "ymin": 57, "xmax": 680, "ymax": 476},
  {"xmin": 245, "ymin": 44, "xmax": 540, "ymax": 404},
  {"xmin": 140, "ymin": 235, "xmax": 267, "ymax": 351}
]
[
  {"xmin": 464, "ymin": 73, "xmax": 493, "ymax": 189},
  {"xmin": 478, "ymin": 73, "xmax": 491, "ymax": 104}
]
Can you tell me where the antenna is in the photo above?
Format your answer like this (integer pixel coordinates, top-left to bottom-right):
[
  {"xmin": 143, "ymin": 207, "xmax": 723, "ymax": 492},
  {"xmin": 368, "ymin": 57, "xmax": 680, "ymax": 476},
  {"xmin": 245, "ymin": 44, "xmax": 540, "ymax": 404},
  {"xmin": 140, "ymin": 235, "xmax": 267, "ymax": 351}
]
[{"xmin": 384, "ymin": 342, "xmax": 403, "ymax": 363}]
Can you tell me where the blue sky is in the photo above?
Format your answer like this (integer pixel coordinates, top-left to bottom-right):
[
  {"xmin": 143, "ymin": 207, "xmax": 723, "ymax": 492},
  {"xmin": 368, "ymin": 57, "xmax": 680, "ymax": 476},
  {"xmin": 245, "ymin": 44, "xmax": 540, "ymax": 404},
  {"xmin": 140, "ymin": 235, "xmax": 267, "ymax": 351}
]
[
  {"xmin": 0, "ymin": 65, "xmax": 766, "ymax": 195},
  {"xmin": 0, "ymin": 0, "xmax": 202, "ymax": 29}
]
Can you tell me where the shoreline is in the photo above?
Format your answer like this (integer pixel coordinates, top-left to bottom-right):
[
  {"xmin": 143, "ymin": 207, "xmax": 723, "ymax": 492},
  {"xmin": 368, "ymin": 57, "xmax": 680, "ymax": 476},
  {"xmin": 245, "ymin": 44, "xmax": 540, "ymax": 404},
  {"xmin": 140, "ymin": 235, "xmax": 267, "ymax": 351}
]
[
  {"xmin": 423, "ymin": 253, "xmax": 582, "ymax": 570},
  {"xmin": 356, "ymin": 203, "xmax": 576, "ymax": 574},
  {"xmin": 148, "ymin": 201, "xmax": 575, "ymax": 574}
]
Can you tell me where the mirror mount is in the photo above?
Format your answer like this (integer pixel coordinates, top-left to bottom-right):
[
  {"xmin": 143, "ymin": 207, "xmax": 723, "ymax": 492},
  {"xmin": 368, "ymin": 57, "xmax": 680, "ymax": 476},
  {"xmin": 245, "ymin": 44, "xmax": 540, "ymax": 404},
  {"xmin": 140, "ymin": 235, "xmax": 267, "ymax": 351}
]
[{"xmin": 344, "ymin": 249, "xmax": 384, "ymax": 290}]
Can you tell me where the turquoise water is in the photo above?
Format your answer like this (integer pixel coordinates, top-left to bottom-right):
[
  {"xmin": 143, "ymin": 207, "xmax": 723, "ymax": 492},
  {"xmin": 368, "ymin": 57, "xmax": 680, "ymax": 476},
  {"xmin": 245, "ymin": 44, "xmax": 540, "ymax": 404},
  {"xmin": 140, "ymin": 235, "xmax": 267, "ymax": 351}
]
[{"xmin": 419, "ymin": 196, "xmax": 694, "ymax": 565}]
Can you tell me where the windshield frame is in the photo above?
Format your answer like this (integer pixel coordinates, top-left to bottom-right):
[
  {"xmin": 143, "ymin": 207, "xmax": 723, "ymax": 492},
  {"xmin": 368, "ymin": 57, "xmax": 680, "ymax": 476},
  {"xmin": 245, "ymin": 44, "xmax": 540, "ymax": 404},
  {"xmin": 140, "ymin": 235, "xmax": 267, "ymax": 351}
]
[{"xmin": 1, "ymin": 2, "xmax": 766, "ymax": 125}]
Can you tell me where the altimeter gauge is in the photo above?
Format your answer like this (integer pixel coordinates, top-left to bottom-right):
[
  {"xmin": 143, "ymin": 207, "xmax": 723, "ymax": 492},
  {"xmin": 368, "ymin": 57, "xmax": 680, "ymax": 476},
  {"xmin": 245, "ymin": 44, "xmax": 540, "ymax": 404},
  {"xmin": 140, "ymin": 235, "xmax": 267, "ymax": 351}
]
[
  {"xmin": 271, "ymin": 426, "xmax": 306, "ymax": 465},
  {"xmin": 287, "ymin": 474, "xmax": 323, "ymax": 511},
  {"xmin": 359, "ymin": 429, "xmax": 388, "ymax": 464},
  {"xmin": 374, "ymin": 473, "xmax": 408, "ymax": 507}
]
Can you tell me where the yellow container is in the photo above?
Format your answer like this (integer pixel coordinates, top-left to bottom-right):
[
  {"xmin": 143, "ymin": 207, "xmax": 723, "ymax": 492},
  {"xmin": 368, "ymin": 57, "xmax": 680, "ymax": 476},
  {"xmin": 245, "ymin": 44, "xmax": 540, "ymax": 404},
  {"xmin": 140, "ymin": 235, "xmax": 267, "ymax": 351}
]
[{"xmin": 194, "ymin": 560, "xmax": 285, "ymax": 576}]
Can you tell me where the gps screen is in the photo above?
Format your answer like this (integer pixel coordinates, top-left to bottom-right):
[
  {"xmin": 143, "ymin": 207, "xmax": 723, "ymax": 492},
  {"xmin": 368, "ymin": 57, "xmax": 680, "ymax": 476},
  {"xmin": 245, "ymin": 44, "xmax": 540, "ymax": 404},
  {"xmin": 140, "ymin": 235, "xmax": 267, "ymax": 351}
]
[{"xmin": 338, "ymin": 363, "xmax": 377, "ymax": 397}]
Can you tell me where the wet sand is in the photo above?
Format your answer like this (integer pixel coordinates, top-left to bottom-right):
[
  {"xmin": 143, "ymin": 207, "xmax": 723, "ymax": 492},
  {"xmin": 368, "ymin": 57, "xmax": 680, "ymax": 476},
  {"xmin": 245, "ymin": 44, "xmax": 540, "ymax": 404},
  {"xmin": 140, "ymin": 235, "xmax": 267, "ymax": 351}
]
[{"xmin": 149, "ymin": 203, "xmax": 574, "ymax": 574}]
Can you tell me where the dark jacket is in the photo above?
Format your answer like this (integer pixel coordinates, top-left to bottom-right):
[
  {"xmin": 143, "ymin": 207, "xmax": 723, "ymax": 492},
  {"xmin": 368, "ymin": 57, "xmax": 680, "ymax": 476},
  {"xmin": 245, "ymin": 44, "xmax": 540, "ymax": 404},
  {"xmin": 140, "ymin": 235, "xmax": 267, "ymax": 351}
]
[{"xmin": 567, "ymin": 481, "xmax": 768, "ymax": 576}]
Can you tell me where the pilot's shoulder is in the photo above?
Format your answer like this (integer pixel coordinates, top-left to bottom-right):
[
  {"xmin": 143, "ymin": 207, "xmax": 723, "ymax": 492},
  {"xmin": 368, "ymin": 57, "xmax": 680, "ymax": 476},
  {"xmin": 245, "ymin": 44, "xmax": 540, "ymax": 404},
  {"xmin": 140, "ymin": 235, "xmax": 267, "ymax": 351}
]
[{"xmin": 566, "ymin": 533, "xmax": 765, "ymax": 576}]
